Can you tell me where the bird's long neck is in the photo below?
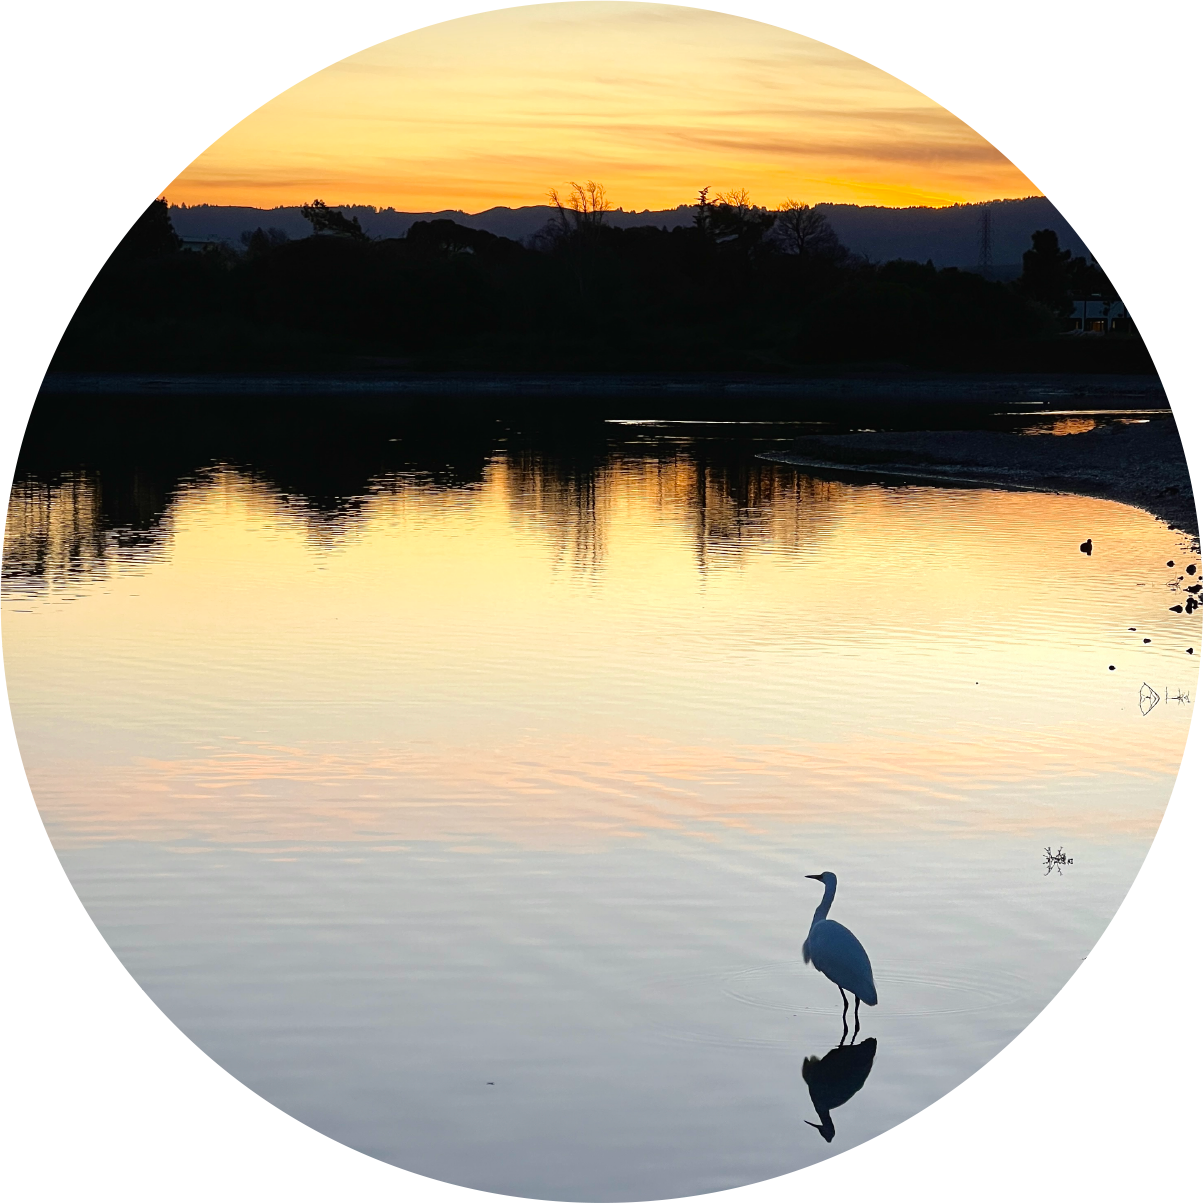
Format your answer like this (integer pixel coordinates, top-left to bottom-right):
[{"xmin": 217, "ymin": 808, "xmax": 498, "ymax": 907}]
[{"xmin": 810, "ymin": 879, "xmax": 836, "ymax": 928}]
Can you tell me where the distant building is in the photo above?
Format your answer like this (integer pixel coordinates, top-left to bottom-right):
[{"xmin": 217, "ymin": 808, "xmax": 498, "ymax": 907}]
[
  {"xmin": 1069, "ymin": 298, "xmax": 1130, "ymax": 334},
  {"xmin": 180, "ymin": 236, "xmax": 221, "ymax": 253}
]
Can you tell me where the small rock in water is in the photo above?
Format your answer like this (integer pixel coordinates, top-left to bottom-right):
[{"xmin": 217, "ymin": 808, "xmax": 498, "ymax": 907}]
[
  {"xmin": 1168, "ymin": 561, "xmax": 1175, "ymax": 567},
  {"xmin": 1144, "ymin": 638, "xmax": 1152, "ymax": 643},
  {"xmin": 1170, "ymin": 605, "xmax": 1184, "ymax": 613},
  {"xmin": 1189, "ymin": 648, "xmax": 1195, "ymax": 655},
  {"xmin": 1129, "ymin": 627, "xmax": 1137, "ymax": 631},
  {"xmin": 1189, "ymin": 564, "xmax": 1198, "ymax": 575},
  {"xmin": 1080, "ymin": 539, "xmax": 1093, "ymax": 555}
]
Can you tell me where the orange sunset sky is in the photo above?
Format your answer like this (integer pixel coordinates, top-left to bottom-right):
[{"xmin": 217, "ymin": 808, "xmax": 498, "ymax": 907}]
[{"xmin": 167, "ymin": 2, "xmax": 1040, "ymax": 213}]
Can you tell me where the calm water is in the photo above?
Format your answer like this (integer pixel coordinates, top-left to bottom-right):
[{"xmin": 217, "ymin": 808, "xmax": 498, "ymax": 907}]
[{"xmin": 3, "ymin": 411, "xmax": 1198, "ymax": 1200}]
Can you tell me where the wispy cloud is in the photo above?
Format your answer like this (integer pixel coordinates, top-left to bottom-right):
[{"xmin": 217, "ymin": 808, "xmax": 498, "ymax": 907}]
[{"xmin": 168, "ymin": 3, "xmax": 1037, "ymax": 211}]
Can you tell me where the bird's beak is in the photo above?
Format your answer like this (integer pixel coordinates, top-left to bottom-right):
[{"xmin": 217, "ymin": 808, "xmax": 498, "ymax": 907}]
[{"xmin": 805, "ymin": 874, "xmax": 823, "ymax": 881}]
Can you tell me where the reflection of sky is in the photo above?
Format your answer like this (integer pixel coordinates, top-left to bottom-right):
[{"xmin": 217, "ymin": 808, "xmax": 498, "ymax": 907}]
[
  {"xmin": 5, "ymin": 446, "xmax": 1198, "ymax": 1197},
  {"xmin": 5, "ymin": 456, "xmax": 1196, "ymax": 849},
  {"xmin": 167, "ymin": 2, "xmax": 1037, "ymax": 211}
]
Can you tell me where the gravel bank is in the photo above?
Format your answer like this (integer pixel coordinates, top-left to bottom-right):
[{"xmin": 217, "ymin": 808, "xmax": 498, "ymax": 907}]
[{"xmin": 761, "ymin": 418, "xmax": 1197, "ymax": 538}]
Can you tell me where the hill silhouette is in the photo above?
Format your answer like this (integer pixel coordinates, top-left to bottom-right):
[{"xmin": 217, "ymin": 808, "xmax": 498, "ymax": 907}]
[{"xmin": 169, "ymin": 195, "xmax": 1085, "ymax": 273}]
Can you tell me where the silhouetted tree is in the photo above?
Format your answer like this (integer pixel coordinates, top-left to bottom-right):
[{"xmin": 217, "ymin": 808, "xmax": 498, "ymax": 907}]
[
  {"xmin": 406, "ymin": 219, "xmax": 515, "ymax": 259},
  {"xmin": 111, "ymin": 197, "xmax": 181, "ymax": 262},
  {"xmin": 1067, "ymin": 254, "xmax": 1118, "ymax": 303},
  {"xmin": 240, "ymin": 227, "xmax": 290, "ymax": 257},
  {"xmin": 773, "ymin": 200, "xmax": 842, "ymax": 259},
  {"xmin": 300, "ymin": 200, "xmax": 368, "ymax": 241},
  {"xmin": 713, "ymin": 187, "xmax": 754, "ymax": 225},
  {"xmin": 544, "ymin": 181, "xmax": 613, "ymax": 299},
  {"xmin": 699, "ymin": 189, "xmax": 777, "ymax": 263},
  {"xmin": 547, "ymin": 180, "xmax": 611, "ymax": 238},
  {"xmin": 1018, "ymin": 228, "xmax": 1072, "ymax": 313}
]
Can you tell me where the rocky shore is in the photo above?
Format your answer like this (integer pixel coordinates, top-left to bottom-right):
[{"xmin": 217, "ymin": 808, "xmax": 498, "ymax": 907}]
[{"xmin": 761, "ymin": 418, "xmax": 1198, "ymax": 539}]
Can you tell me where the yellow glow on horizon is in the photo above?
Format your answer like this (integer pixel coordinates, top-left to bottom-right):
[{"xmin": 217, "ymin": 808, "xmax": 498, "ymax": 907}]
[{"xmin": 166, "ymin": 3, "xmax": 1040, "ymax": 213}]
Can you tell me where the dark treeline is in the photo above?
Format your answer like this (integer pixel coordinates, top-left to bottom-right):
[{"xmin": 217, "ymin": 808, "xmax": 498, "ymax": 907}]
[{"xmin": 53, "ymin": 189, "xmax": 1151, "ymax": 375}]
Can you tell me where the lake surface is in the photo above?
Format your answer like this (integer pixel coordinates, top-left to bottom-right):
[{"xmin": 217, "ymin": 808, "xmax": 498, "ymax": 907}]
[{"xmin": 3, "ymin": 409, "xmax": 1198, "ymax": 1200}]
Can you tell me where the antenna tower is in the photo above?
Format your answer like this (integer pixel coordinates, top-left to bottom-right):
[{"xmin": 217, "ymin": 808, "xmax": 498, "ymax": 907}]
[{"xmin": 978, "ymin": 205, "xmax": 994, "ymax": 276}]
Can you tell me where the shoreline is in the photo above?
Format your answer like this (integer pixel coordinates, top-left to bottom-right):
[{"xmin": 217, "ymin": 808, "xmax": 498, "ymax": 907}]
[
  {"xmin": 760, "ymin": 420, "xmax": 1198, "ymax": 538},
  {"xmin": 39, "ymin": 370, "xmax": 1169, "ymax": 405}
]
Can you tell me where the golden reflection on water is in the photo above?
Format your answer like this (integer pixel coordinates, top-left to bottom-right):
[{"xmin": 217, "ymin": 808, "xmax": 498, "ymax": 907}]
[
  {"xmin": 1019, "ymin": 416, "xmax": 1098, "ymax": 437},
  {"xmin": 4, "ymin": 452, "xmax": 1198, "ymax": 850},
  {"xmin": 25, "ymin": 722, "xmax": 1180, "ymax": 849}
]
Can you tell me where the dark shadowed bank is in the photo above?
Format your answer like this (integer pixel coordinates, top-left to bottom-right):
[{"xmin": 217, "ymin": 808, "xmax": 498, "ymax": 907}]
[
  {"xmin": 761, "ymin": 420, "xmax": 1198, "ymax": 538},
  {"xmin": 38, "ymin": 370, "xmax": 1168, "ymax": 404}
]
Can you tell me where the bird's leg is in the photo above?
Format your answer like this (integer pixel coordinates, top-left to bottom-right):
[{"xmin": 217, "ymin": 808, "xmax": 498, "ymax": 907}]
[
  {"xmin": 853, "ymin": 996, "xmax": 862, "ymax": 1041},
  {"xmin": 839, "ymin": 987, "xmax": 849, "ymax": 1043}
]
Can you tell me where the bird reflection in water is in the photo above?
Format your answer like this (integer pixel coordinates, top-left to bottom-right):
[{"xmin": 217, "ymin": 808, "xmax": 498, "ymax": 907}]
[{"xmin": 802, "ymin": 1036, "xmax": 878, "ymax": 1143}]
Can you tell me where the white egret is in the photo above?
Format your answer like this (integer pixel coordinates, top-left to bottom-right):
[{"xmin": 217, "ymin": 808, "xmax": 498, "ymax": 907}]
[{"xmin": 803, "ymin": 872, "xmax": 877, "ymax": 1034}]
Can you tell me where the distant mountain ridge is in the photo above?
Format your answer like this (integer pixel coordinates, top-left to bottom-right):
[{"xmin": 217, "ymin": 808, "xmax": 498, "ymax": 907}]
[{"xmin": 169, "ymin": 195, "xmax": 1091, "ymax": 271}]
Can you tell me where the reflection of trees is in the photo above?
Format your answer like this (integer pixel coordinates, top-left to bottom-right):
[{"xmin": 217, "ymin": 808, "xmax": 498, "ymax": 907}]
[
  {"xmin": 489, "ymin": 437, "xmax": 849, "ymax": 576},
  {"xmin": 6, "ymin": 398, "xmax": 503, "ymax": 594},
  {"xmin": 601, "ymin": 443, "xmax": 848, "ymax": 575},
  {"xmin": 4, "ymin": 474, "xmax": 106, "ymax": 595},
  {"xmin": 5, "ymin": 408, "xmax": 853, "ymax": 594},
  {"xmin": 496, "ymin": 443, "xmax": 608, "ymax": 577},
  {"xmin": 2, "ymin": 471, "xmax": 172, "ymax": 597},
  {"xmin": 224, "ymin": 422, "xmax": 496, "ymax": 549}
]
